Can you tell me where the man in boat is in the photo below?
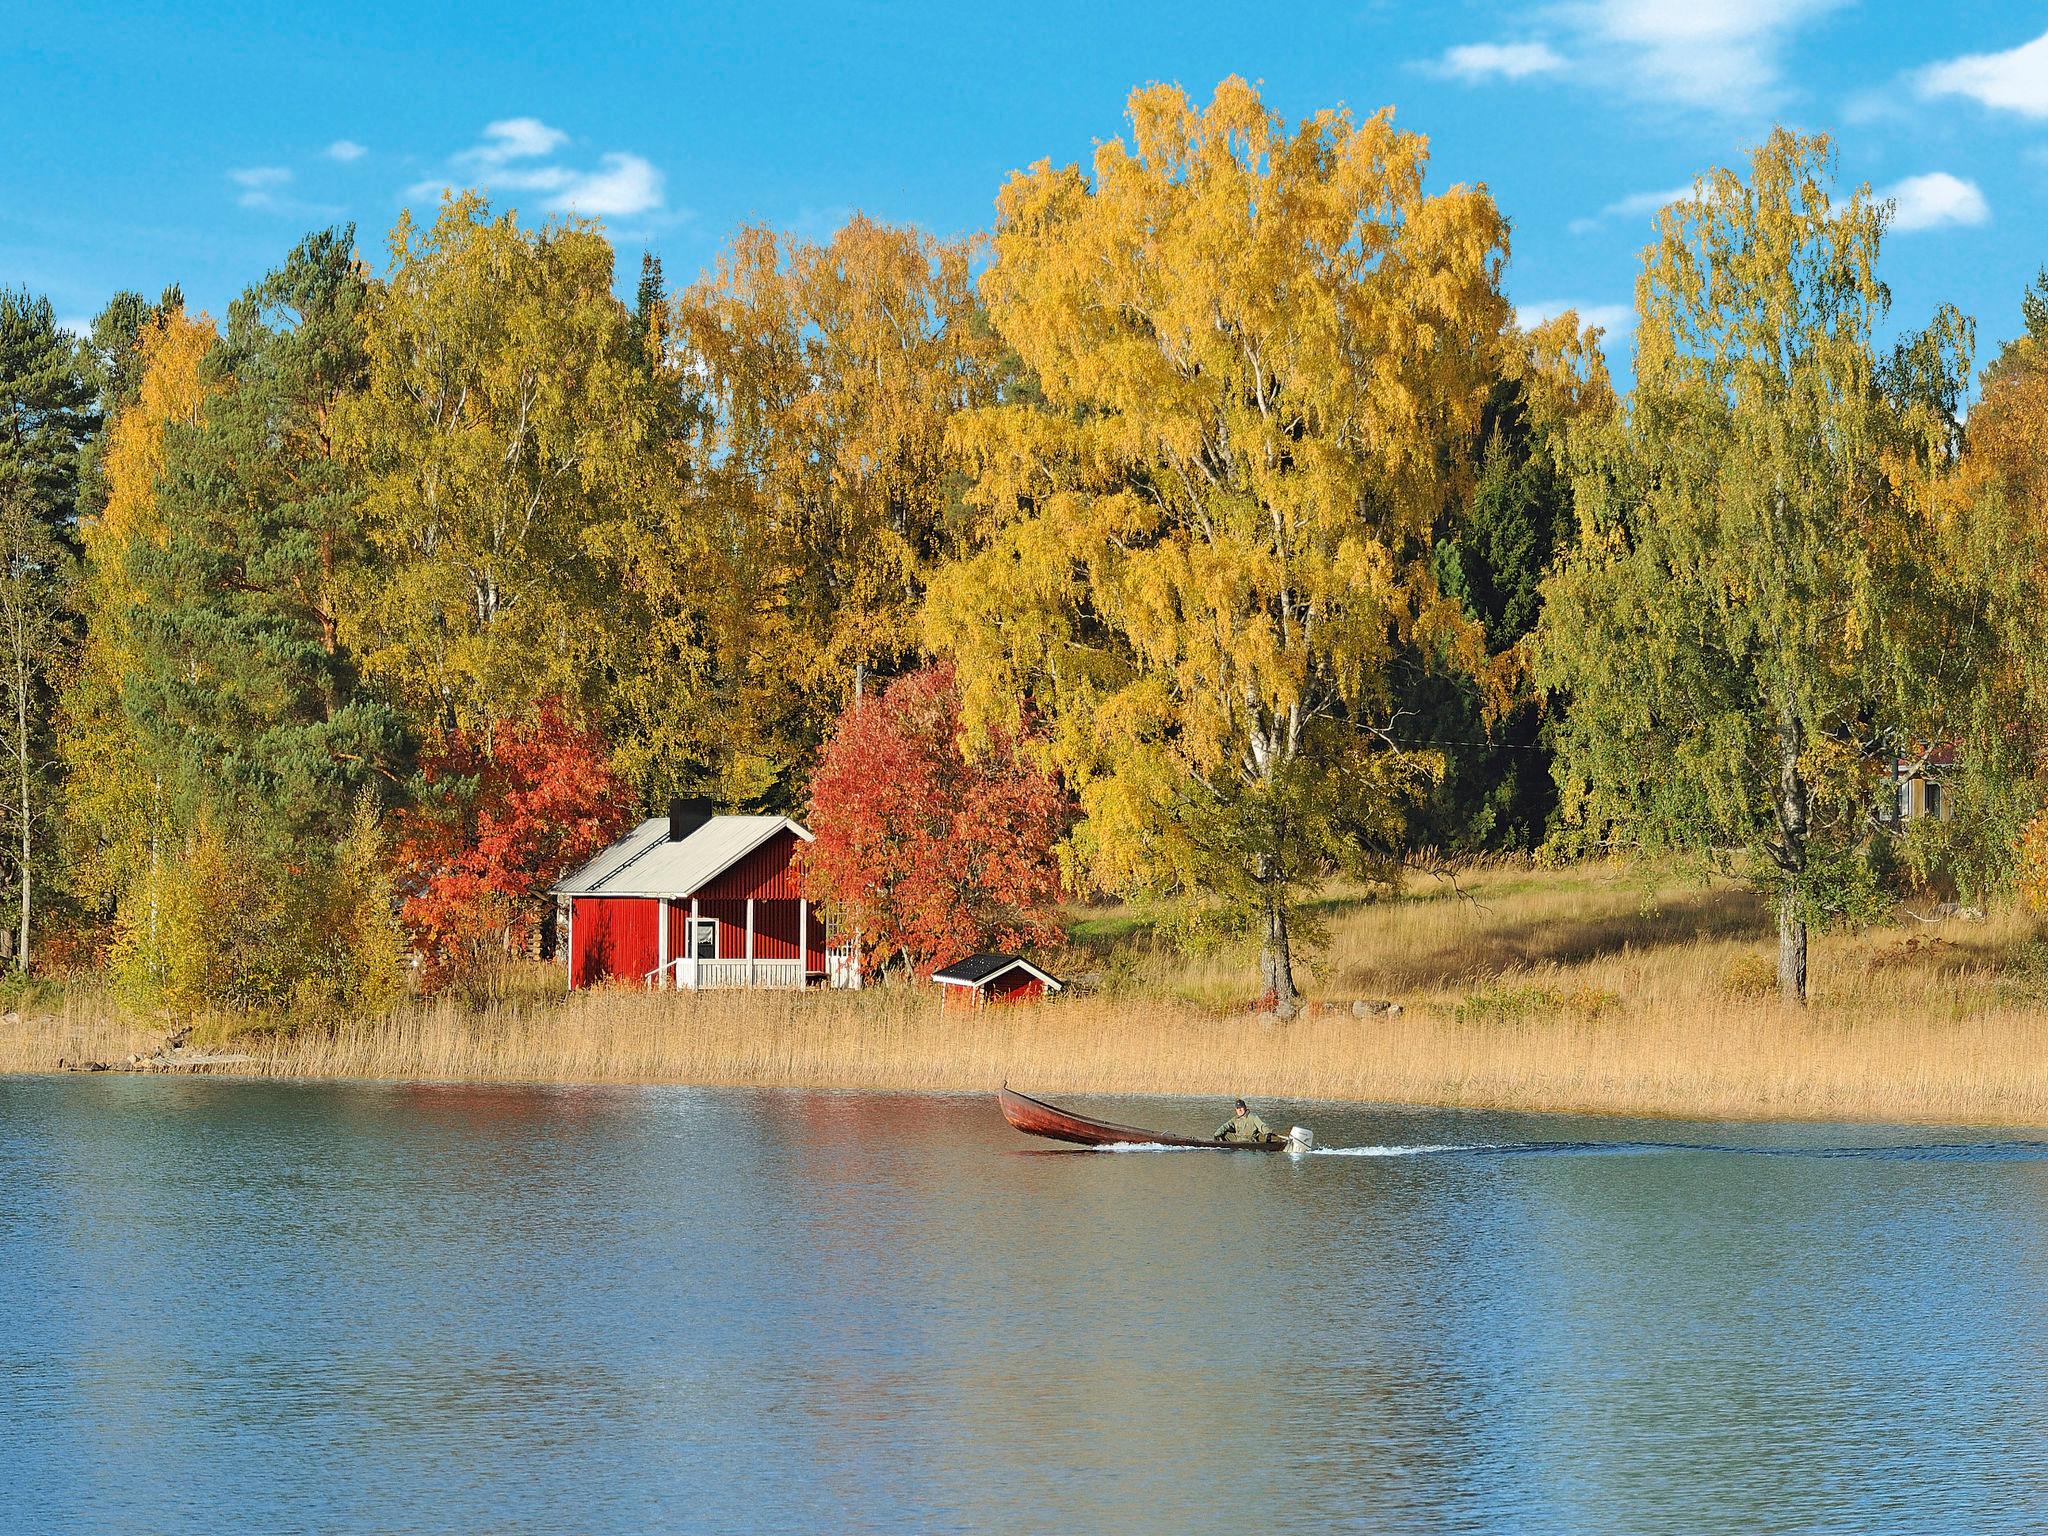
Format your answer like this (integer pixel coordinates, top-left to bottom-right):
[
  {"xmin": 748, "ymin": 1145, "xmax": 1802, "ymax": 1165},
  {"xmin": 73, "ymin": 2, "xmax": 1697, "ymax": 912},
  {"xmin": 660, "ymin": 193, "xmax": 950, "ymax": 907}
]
[{"xmin": 1215, "ymin": 1099, "xmax": 1274, "ymax": 1143}]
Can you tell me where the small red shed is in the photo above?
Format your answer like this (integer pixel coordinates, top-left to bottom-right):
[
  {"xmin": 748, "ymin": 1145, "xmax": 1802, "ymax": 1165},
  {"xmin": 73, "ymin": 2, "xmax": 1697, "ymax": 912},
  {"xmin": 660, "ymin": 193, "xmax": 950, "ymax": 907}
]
[
  {"xmin": 931, "ymin": 953, "xmax": 1065, "ymax": 1008},
  {"xmin": 553, "ymin": 800, "xmax": 855, "ymax": 991}
]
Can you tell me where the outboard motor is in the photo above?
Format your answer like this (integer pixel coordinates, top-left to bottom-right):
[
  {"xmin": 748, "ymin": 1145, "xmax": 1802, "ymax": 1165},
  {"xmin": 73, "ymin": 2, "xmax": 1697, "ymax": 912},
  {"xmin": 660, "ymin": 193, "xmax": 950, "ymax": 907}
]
[{"xmin": 1288, "ymin": 1126, "xmax": 1314, "ymax": 1155}]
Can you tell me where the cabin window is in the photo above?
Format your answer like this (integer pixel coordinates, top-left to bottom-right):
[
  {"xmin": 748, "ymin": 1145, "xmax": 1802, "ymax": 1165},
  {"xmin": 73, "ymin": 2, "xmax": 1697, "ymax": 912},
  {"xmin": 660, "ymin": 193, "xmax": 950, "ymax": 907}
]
[
  {"xmin": 692, "ymin": 919, "xmax": 718, "ymax": 960},
  {"xmin": 1924, "ymin": 781, "xmax": 1943, "ymax": 820},
  {"xmin": 1897, "ymin": 776, "xmax": 1913, "ymax": 819}
]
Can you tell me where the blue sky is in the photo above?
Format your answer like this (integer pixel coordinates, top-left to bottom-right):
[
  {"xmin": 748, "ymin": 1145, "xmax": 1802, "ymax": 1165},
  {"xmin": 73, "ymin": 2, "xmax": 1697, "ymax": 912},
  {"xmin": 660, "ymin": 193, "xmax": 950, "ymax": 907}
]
[{"xmin": 5, "ymin": 1, "xmax": 2045, "ymax": 383}]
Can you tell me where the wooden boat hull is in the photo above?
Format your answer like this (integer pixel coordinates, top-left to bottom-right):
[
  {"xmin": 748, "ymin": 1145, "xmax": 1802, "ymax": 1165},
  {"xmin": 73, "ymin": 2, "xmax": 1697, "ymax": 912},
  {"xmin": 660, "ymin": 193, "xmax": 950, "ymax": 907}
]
[{"xmin": 997, "ymin": 1086, "xmax": 1291, "ymax": 1150}]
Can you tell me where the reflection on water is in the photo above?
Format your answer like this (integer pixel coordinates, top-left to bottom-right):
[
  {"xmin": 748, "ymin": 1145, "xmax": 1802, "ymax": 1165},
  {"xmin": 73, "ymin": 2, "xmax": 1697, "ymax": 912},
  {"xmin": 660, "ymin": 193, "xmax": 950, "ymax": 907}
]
[{"xmin": 4, "ymin": 1078, "xmax": 2047, "ymax": 1534}]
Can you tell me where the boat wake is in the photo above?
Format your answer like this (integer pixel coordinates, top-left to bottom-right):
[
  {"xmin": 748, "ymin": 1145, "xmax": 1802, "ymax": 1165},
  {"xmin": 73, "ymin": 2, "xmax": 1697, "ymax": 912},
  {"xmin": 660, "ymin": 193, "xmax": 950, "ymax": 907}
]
[
  {"xmin": 1088, "ymin": 1139, "xmax": 1495, "ymax": 1156},
  {"xmin": 1310, "ymin": 1143, "xmax": 1501, "ymax": 1157}
]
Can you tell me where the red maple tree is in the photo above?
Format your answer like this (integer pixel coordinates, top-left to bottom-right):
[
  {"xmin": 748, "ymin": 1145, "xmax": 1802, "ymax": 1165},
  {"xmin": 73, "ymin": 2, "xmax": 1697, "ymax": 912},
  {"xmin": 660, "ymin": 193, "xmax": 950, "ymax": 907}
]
[
  {"xmin": 801, "ymin": 665, "xmax": 1069, "ymax": 978},
  {"xmin": 394, "ymin": 702, "xmax": 638, "ymax": 985}
]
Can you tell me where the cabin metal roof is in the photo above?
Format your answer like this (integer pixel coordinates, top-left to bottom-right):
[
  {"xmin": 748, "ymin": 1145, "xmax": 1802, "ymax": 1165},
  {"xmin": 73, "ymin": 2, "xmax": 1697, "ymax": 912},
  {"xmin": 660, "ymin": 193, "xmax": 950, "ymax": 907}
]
[
  {"xmin": 553, "ymin": 815, "xmax": 812, "ymax": 899},
  {"xmin": 931, "ymin": 953, "xmax": 1063, "ymax": 990}
]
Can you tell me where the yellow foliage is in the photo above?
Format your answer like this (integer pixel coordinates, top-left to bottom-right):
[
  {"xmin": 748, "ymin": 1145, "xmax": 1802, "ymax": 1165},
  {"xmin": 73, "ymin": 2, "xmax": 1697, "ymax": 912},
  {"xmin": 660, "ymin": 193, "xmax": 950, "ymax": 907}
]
[
  {"xmin": 61, "ymin": 307, "xmax": 217, "ymax": 906},
  {"xmin": 2020, "ymin": 813, "xmax": 2048, "ymax": 914},
  {"xmin": 926, "ymin": 78, "xmax": 1512, "ymax": 971},
  {"xmin": 661, "ymin": 215, "xmax": 997, "ymax": 794},
  {"xmin": 89, "ymin": 308, "xmax": 217, "ymax": 585}
]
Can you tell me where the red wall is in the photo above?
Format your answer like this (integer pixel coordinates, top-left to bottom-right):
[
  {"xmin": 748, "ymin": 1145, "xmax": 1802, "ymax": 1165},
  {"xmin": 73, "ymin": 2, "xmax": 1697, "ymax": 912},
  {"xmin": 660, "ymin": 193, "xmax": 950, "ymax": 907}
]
[
  {"xmin": 696, "ymin": 829, "xmax": 807, "ymax": 900},
  {"xmin": 989, "ymin": 972, "xmax": 1048, "ymax": 1003},
  {"xmin": 569, "ymin": 831, "xmax": 827, "ymax": 987},
  {"xmin": 659, "ymin": 896, "xmax": 826, "ymax": 968},
  {"xmin": 939, "ymin": 971, "xmax": 1051, "ymax": 1007},
  {"xmin": 570, "ymin": 897, "xmax": 661, "ymax": 987}
]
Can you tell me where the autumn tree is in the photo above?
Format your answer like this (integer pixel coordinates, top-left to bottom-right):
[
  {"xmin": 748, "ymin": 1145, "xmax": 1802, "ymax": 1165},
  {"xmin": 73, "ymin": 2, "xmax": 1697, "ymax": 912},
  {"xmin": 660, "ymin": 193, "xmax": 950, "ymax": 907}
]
[
  {"xmin": 340, "ymin": 193, "xmax": 666, "ymax": 739},
  {"xmin": 926, "ymin": 79, "xmax": 1511, "ymax": 1008},
  {"xmin": 659, "ymin": 216, "xmax": 1000, "ymax": 807},
  {"xmin": 1958, "ymin": 272, "xmax": 2048, "ymax": 907},
  {"xmin": 1537, "ymin": 130, "xmax": 1968, "ymax": 1003},
  {"xmin": 393, "ymin": 701, "xmax": 635, "ymax": 986},
  {"xmin": 61, "ymin": 301, "xmax": 217, "ymax": 944},
  {"xmin": 801, "ymin": 665, "xmax": 1066, "ymax": 977}
]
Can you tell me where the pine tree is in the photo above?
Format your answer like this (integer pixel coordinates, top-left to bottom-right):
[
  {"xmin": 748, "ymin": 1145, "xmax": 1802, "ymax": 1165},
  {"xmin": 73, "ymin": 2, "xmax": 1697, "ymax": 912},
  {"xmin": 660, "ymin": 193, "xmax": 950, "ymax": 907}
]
[{"xmin": 0, "ymin": 290, "xmax": 97, "ymax": 969}]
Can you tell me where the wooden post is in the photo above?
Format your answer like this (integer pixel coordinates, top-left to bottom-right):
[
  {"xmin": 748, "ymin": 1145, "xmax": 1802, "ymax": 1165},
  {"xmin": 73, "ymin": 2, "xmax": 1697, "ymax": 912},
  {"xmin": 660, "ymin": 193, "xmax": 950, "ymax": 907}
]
[
  {"xmin": 746, "ymin": 897, "xmax": 756, "ymax": 988},
  {"xmin": 799, "ymin": 898, "xmax": 809, "ymax": 982},
  {"xmin": 656, "ymin": 896, "xmax": 669, "ymax": 990},
  {"xmin": 688, "ymin": 895, "xmax": 700, "ymax": 990}
]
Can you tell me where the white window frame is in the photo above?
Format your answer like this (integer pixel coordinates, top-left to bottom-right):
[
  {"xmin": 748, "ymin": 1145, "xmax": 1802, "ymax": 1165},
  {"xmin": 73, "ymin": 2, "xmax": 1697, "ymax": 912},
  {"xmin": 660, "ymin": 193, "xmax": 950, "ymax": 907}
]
[{"xmin": 692, "ymin": 918, "xmax": 719, "ymax": 960}]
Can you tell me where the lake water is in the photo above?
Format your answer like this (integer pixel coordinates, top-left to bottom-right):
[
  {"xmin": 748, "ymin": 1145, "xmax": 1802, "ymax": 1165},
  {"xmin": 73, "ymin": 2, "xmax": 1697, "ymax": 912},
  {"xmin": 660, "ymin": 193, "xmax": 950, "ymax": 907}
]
[{"xmin": 4, "ymin": 1077, "xmax": 2047, "ymax": 1534}]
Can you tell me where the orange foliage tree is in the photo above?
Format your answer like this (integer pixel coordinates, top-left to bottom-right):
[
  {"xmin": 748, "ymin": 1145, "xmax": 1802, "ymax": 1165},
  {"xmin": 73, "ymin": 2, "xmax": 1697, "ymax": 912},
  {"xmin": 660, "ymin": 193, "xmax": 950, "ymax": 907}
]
[
  {"xmin": 801, "ymin": 666, "xmax": 1068, "ymax": 978},
  {"xmin": 394, "ymin": 702, "xmax": 637, "ymax": 984}
]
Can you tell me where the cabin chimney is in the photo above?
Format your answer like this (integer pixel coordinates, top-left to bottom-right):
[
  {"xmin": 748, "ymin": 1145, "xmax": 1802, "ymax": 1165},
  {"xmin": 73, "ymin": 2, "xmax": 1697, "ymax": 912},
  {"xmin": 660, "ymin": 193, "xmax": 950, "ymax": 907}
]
[{"xmin": 668, "ymin": 796, "xmax": 714, "ymax": 842}]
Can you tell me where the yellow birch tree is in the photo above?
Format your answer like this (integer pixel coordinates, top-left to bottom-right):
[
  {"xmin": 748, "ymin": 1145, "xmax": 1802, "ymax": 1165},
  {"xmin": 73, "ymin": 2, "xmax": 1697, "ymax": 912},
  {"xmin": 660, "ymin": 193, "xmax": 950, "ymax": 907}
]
[
  {"xmin": 926, "ymin": 78, "xmax": 1511, "ymax": 1007},
  {"xmin": 656, "ymin": 216, "xmax": 998, "ymax": 806}
]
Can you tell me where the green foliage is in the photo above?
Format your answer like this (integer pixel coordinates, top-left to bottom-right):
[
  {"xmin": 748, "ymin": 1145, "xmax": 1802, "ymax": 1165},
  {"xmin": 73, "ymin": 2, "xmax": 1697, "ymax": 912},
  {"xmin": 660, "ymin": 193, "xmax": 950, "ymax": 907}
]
[
  {"xmin": 1536, "ymin": 130, "xmax": 1967, "ymax": 1001},
  {"xmin": 107, "ymin": 793, "xmax": 404, "ymax": 1018},
  {"xmin": 1454, "ymin": 980, "xmax": 1620, "ymax": 1024},
  {"xmin": 0, "ymin": 289, "xmax": 97, "ymax": 971},
  {"xmin": 1402, "ymin": 347, "xmax": 1603, "ymax": 854},
  {"xmin": 340, "ymin": 193, "xmax": 665, "ymax": 737},
  {"xmin": 125, "ymin": 228, "xmax": 404, "ymax": 846}
]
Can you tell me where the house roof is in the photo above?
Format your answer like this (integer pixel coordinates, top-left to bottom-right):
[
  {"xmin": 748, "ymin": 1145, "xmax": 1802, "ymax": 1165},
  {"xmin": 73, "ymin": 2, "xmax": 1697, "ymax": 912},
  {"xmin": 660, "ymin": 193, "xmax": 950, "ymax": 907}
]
[
  {"xmin": 931, "ymin": 953, "xmax": 1064, "ymax": 991},
  {"xmin": 553, "ymin": 815, "xmax": 812, "ymax": 899}
]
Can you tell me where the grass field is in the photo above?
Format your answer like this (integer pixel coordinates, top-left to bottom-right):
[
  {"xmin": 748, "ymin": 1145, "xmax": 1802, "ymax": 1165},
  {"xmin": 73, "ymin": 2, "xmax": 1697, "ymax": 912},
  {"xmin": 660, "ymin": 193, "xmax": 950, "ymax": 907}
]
[{"xmin": 7, "ymin": 860, "xmax": 2048, "ymax": 1125}]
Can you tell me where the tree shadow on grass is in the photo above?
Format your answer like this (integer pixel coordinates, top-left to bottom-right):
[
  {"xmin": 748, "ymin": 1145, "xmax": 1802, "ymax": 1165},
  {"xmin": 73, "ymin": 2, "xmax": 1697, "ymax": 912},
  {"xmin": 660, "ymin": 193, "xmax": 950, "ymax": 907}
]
[{"xmin": 1344, "ymin": 882, "xmax": 1771, "ymax": 992}]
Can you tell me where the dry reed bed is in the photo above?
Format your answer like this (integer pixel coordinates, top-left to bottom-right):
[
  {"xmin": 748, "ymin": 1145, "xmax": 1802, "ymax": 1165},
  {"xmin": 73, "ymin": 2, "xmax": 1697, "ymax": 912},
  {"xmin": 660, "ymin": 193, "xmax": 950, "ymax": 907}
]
[
  {"xmin": 9, "ymin": 983, "xmax": 2048, "ymax": 1126},
  {"xmin": 8, "ymin": 863, "xmax": 2048, "ymax": 1125}
]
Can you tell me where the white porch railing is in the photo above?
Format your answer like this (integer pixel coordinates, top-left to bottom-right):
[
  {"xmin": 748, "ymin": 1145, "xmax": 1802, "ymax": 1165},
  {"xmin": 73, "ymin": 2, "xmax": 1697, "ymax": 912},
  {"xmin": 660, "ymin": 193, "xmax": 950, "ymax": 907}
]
[
  {"xmin": 647, "ymin": 957, "xmax": 809, "ymax": 990},
  {"xmin": 697, "ymin": 958, "xmax": 804, "ymax": 989}
]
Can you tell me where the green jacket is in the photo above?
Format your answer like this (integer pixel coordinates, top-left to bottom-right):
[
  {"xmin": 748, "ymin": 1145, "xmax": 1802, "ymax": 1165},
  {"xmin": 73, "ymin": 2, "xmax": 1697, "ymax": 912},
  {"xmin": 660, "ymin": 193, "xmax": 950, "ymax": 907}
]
[{"xmin": 1216, "ymin": 1111, "xmax": 1272, "ymax": 1142}]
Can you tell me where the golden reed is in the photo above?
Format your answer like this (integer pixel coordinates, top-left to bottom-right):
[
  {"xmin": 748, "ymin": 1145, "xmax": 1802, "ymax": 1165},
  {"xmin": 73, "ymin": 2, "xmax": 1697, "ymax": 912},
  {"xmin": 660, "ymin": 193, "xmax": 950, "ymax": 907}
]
[
  {"xmin": 6, "ymin": 863, "xmax": 2046, "ymax": 1125},
  {"xmin": 7, "ymin": 979, "xmax": 2048, "ymax": 1126}
]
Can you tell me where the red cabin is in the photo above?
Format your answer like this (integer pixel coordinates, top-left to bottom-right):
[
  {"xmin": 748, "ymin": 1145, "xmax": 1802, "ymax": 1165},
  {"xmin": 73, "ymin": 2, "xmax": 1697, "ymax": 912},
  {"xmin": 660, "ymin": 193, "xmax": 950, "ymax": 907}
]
[
  {"xmin": 553, "ymin": 801, "xmax": 856, "ymax": 990},
  {"xmin": 931, "ymin": 953, "xmax": 1065, "ymax": 1008}
]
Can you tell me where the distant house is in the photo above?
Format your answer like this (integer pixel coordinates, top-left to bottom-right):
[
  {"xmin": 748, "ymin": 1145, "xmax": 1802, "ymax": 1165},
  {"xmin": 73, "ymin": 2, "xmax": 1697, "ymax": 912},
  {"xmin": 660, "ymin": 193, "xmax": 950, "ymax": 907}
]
[
  {"xmin": 553, "ymin": 800, "xmax": 856, "ymax": 990},
  {"xmin": 931, "ymin": 953, "xmax": 1064, "ymax": 1007},
  {"xmin": 1894, "ymin": 746, "xmax": 1957, "ymax": 824}
]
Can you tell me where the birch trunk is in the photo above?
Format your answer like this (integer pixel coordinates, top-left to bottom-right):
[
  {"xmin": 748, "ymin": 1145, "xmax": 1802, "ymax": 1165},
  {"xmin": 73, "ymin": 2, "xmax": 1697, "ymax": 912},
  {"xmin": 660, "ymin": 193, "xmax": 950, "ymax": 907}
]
[
  {"xmin": 1256, "ymin": 863, "xmax": 1298, "ymax": 1013},
  {"xmin": 1776, "ymin": 700, "xmax": 1809, "ymax": 1006},
  {"xmin": 14, "ymin": 660, "xmax": 27, "ymax": 972}
]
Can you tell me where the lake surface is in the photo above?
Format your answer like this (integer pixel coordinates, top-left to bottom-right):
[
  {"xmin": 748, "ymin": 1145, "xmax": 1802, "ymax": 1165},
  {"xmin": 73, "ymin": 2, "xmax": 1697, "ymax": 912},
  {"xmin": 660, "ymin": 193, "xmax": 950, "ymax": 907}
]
[{"xmin": 4, "ymin": 1077, "xmax": 2047, "ymax": 1534}]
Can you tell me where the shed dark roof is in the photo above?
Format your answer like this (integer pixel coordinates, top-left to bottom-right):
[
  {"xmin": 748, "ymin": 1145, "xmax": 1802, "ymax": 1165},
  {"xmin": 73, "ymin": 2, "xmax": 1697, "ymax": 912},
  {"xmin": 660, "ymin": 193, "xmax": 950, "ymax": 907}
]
[{"xmin": 930, "ymin": 953, "xmax": 1063, "ymax": 990}]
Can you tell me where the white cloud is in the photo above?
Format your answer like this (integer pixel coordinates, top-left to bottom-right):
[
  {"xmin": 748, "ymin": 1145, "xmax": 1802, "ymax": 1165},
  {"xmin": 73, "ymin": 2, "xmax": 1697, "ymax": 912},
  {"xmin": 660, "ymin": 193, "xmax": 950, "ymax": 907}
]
[
  {"xmin": 1916, "ymin": 28, "xmax": 2048, "ymax": 118},
  {"xmin": 228, "ymin": 165, "xmax": 293, "ymax": 209},
  {"xmin": 546, "ymin": 153, "xmax": 664, "ymax": 218},
  {"xmin": 1431, "ymin": 41, "xmax": 1568, "ymax": 81},
  {"xmin": 416, "ymin": 121, "xmax": 668, "ymax": 221},
  {"xmin": 1517, "ymin": 300, "xmax": 1636, "ymax": 336},
  {"xmin": 1549, "ymin": 0, "xmax": 1846, "ymax": 114},
  {"xmin": 1568, "ymin": 183, "xmax": 1693, "ymax": 235},
  {"xmin": 325, "ymin": 139, "xmax": 368, "ymax": 163},
  {"xmin": 1883, "ymin": 172, "xmax": 1989, "ymax": 232},
  {"xmin": 460, "ymin": 117, "xmax": 571, "ymax": 168}
]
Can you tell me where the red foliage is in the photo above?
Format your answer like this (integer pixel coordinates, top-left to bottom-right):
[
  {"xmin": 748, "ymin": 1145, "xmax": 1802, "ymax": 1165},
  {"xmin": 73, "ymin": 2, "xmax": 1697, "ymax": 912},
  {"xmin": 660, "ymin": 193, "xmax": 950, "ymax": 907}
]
[
  {"xmin": 394, "ymin": 702, "xmax": 637, "ymax": 984},
  {"xmin": 801, "ymin": 665, "xmax": 1068, "ymax": 977}
]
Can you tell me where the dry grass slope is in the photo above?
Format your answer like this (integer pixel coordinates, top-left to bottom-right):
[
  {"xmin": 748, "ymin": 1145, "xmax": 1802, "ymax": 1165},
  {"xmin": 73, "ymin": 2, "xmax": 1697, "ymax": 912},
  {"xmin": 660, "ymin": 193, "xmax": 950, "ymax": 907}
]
[{"xmin": 7, "ymin": 862, "xmax": 2048, "ymax": 1125}]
